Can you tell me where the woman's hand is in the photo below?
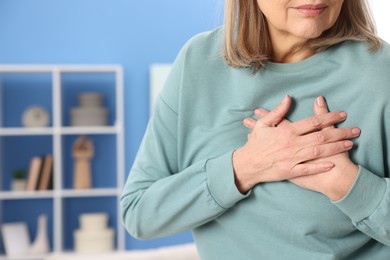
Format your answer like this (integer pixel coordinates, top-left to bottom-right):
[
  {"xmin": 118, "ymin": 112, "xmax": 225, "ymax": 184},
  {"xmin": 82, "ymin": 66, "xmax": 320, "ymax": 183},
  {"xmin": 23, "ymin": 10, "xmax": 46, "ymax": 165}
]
[
  {"xmin": 289, "ymin": 97, "xmax": 359, "ymax": 201},
  {"xmin": 239, "ymin": 96, "xmax": 359, "ymax": 200},
  {"xmin": 233, "ymin": 96, "xmax": 360, "ymax": 194}
]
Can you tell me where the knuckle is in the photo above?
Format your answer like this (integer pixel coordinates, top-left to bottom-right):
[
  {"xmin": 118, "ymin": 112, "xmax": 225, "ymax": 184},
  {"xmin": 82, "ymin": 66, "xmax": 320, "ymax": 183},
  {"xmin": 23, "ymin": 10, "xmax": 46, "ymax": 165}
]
[
  {"xmin": 299, "ymin": 165, "xmax": 309, "ymax": 175},
  {"xmin": 290, "ymin": 164, "xmax": 309, "ymax": 178},
  {"xmin": 310, "ymin": 117, "xmax": 322, "ymax": 128},
  {"xmin": 311, "ymin": 146, "xmax": 321, "ymax": 157},
  {"xmin": 316, "ymin": 132, "xmax": 327, "ymax": 143}
]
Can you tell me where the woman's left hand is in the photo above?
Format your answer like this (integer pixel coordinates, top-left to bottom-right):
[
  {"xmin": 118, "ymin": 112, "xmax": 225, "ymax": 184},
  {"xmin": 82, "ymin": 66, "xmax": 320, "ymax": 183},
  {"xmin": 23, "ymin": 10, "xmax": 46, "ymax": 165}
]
[{"xmin": 243, "ymin": 97, "xmax": 359, "ymax": 201}]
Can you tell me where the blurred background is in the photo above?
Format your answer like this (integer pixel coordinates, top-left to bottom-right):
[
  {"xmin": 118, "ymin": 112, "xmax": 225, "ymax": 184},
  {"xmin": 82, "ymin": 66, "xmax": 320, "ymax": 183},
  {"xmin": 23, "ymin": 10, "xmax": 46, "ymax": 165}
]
[
  {"xmin": 0, "ymin": 0, "xmax": 223, "ymax": 254},
  {"xmin": 0, "ymin": 0, "xmax": 388, "ymax": 256}
]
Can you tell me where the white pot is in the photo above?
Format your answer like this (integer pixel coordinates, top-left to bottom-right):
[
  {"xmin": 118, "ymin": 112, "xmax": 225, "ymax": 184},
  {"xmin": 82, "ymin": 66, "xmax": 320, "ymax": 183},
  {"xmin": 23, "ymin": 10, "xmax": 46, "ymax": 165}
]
[
  {"xmin": 70, "ymin": 107, "xmax": 108, "ymax": 126},
  {"xmin": 11, "ymin": 179, "xmax": 26, "ymax": 191}
]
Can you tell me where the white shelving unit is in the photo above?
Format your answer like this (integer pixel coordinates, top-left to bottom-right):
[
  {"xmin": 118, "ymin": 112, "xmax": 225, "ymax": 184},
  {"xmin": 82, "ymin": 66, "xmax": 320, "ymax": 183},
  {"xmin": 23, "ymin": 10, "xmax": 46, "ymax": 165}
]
[{"xmin": 0, "ymin": 65, "xmax": 125, "ymax": 258}]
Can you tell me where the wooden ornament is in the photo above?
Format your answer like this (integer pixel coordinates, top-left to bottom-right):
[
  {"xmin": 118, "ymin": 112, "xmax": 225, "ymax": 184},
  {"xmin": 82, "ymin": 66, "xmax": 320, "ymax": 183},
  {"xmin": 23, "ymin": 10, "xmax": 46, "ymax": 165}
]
[{"xmin": 72, "ymin": 135, "xmax": 94, "ymax": 189}]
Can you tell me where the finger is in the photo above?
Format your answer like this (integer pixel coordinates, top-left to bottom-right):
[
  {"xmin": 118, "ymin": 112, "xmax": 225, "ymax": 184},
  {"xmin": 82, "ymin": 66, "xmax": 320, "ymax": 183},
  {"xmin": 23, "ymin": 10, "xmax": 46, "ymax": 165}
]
[
  {"xmin": 314, "ymin": 96, "xmax": 334, "ymax": 129},
  {"xmin": 314, "ymin": 96, "xmax": 329, "ymax": 115},
  {"xmin": 297, "ymin": 127, "xmax": 361, "ymax": 146},
  {"xmin": 254, "ymin": 108, "xmax": 267, "ymax": 118},
  {"xmin": 289, "ymin": 161, "xmax": 334, "ymax": 178},
  {"xmin": 289, "ymin": 111, "xmax": 347, "ymax": 135},
  {"xmin": 244, "ymin": 106, "xmax": 291, "ymax": 130},
  {"xmin": 295, "ymin": 140, "xmax": 354, "ymax": 162},
  {"xmin": 257, "ymin": 95, "xmax": 291, "ymax": 127},
  {"xmin": 243, "ymin": 118, "xmax": 256, "ymax": 129},
  {"xmin": 255, "ymin": 108, "xmax": 291, "ymax": 127}
]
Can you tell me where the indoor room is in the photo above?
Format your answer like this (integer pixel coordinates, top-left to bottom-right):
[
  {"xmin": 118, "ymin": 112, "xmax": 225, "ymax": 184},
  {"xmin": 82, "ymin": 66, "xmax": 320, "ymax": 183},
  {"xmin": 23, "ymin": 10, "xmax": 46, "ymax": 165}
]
[{"xmin": 1, "ymin": 0, "xmax": 389, "ymax": 259}]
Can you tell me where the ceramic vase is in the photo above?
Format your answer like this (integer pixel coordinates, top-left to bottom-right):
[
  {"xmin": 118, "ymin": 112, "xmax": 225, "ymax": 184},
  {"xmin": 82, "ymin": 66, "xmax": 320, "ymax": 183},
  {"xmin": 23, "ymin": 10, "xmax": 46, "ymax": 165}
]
[{"xmin": 28, "ymin": 214, "xmax": 49, "ymax": 254}]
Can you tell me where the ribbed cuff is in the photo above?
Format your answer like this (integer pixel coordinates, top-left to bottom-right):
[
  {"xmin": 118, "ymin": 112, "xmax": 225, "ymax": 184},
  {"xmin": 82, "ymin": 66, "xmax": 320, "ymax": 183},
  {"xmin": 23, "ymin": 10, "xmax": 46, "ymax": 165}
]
[
  {"xmin": 333, "ymin": 166, "xmax": 387, "ymax": 223},
  {"xmin": 206, "ymin": 152, "xmax": 250, "ymax": 209}
]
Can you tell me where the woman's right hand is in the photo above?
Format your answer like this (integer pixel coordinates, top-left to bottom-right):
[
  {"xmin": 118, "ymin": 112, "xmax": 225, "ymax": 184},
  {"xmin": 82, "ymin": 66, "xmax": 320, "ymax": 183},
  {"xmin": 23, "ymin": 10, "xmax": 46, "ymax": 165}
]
[{"xmin": 232, "ymin": 96, "xmax": 360, "ymax": 194}]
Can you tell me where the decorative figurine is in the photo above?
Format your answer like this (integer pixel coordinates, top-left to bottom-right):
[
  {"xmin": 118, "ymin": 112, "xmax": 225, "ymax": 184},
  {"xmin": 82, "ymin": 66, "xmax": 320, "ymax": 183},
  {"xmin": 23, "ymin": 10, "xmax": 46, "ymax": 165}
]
[
  {"xmin": 74, "ymin": 212, "xmax": 114, "ymax": 253},
  {"xmin": 72, "ymin": 135, "xmax": 94, "ymax": 189},
  {"xmin": 1, "ymin": 214, "xmax": 50, "ymax": 256},
  {"xmin": 70, "ymin": 92, "xmax": 108, "ymax": 126},
  {"xmin": 28, "ymin": 214, "xmax": 49, "ymax": 254},
  {"xmin": 22, "ymin": 106, "xmax": 50, "ymax": 127}
]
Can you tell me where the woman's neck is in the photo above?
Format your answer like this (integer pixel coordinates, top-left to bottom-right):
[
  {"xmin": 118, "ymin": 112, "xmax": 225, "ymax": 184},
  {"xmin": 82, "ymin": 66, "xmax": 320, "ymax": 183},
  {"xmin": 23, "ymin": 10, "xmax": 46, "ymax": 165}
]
[
  {"xmin": 271, "ymin": 43, "xmax": 315, "ymax": 63},
  {"xmin": 268, "ymin": 29, "xmax": 316, "ymax": 63}
]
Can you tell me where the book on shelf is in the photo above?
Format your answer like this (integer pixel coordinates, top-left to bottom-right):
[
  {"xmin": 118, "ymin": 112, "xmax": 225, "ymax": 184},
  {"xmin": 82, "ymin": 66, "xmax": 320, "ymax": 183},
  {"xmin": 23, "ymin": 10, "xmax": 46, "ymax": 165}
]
[
  {"xmin": 38, "ymin": 154, "xmax": 53, "ymax": 190},
  {"xmin": 25, "ymin": 156, "xmax": 43, "ymax": 191},
  {"xmin": 25, "ymin": 154, "xmax": 53, "ymax": 191}
]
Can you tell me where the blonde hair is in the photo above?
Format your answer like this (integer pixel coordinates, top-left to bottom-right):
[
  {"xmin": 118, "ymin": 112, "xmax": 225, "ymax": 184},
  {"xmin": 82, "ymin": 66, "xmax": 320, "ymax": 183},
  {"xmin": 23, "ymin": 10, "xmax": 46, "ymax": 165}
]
[{"xmin": 223, "ymin": 0, "xmax": 381, "ymax": 72}]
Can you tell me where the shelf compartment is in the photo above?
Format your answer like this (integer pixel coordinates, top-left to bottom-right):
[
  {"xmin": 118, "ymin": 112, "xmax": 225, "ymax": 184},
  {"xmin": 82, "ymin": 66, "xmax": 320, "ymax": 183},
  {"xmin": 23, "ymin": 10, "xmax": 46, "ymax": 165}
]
[
  {"xmin": 0, "ymin": 199, "xmax": 54, "ymax": 255},
  {"xmin": 60, "ymin": 73, "xmax": 117, "ymax": 127},
  {"xmin": 0, "ymin": 73, "xmax": 53, "ymax": 128},
  {"xmin": 61, "ymin": 135, "xmax": 117, "ymax": 190},
  {"xmin": 1, "ymin": 135, "xmax": 53, "ymax": 191},
  {"xmin": 62, "ymin": 196, "xmax": 118, "ymax": 252}
]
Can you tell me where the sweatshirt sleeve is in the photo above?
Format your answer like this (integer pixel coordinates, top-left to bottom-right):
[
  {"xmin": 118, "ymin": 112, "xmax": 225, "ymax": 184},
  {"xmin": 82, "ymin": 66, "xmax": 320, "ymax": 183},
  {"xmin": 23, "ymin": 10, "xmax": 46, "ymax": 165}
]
[
  {"xmin": 120, "ymin": 97, "xmax": 247, "ymax": 239},
  {"xmin": 120, "ymin": 37, "xmax": 248, "ymax": 240},
  {"xmin": 333, "ymin": 166, "xmax": 390, "ymax": 246},
  {"xmin": 332, "ymin": 44, "xmax": 390, "ymax": 247}
]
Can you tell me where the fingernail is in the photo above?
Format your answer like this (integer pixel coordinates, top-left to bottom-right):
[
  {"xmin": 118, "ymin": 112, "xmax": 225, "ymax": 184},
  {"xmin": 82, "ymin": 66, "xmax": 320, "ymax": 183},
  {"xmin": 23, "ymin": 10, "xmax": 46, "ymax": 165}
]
[
  {"xmin": 316, "ymin": 96, "xmax": 325, "ymax": 106},
  {"xmin": 344, "ymin": 141, "xmax": 353, "ymax": 149},
  {"xmin": 339, "ymin": 112, "xmax": 347, "ymax": 118},
  {"xmin": 323, "ymin": 162, "xmax": 335, "ymax": 170},
  {"xmin": 282, "ymin": 95, "xmax": 289, "ymax": 104},
  {"xmin": 352, "ymin": 128, "xmax": 361, "ymax": 136},
  {"xmin": 243, "ymin": 118, "xmax": 253, "ymax": 127}
]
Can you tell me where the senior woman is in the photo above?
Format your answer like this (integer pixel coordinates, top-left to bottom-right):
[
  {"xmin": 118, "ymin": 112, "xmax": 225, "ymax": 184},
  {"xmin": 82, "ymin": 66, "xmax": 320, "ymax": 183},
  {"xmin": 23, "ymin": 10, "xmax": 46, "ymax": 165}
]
[{"xmin": 121, "ymin": 0, "xmax": 390, "ymax": 259}]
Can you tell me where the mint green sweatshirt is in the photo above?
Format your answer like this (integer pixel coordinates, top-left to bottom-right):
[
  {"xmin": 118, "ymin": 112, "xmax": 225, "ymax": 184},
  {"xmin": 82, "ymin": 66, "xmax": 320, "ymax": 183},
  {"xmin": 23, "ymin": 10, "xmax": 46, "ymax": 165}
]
[{"xmin": 121, "ymin": 27, "xmax": 390, "ymax": 259}]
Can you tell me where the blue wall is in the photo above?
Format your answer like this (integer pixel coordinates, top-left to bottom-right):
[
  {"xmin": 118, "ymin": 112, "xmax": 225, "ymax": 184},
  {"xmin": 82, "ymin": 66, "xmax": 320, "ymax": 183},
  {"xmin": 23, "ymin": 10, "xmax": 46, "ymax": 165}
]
[{"xmin": 0, "ymin": 0, "xmax": 223, "ymax": 250}]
